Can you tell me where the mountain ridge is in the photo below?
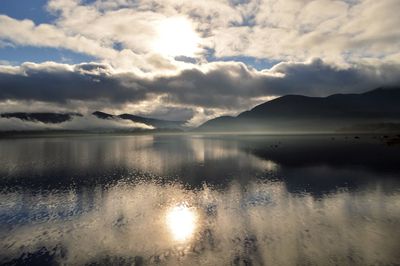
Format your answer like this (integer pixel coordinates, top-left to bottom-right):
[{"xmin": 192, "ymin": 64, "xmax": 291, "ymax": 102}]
[{"xmin": 198, "ymin": 87, "xmax": 400, "ymax": 132}]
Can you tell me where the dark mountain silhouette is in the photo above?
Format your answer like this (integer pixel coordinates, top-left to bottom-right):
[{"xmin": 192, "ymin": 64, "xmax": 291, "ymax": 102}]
[
  {"xmin": 198, "ymin": 87, "xmax": 400, "ymax": 132},
  {"xmin": 92, "ymin": 111, "xmax": 114, "ymax": 120},
  {"xmin": 92, "ymin": 111, "xmax": 186, "ymax": 129},
  {"xmin": 0, "ymin": 112, "xmax": 82, "ymax": 123}
]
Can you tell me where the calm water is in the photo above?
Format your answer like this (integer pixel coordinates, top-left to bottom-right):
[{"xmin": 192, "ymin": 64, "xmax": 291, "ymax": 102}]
[{"xmin": 0, "ymin": 134, "xmax": 400, "ymax": 265}]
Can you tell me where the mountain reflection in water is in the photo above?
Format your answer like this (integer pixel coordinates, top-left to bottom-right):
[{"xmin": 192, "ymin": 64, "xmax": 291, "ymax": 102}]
[{"xmin": 0, "ymin": 134, "xmax": 399, "ymax": 265}]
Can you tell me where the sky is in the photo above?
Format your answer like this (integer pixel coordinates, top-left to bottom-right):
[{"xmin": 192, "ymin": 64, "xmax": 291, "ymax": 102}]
[{"xmin": 0, "ymin": 0, "xmax": 400, "ymax": 125}]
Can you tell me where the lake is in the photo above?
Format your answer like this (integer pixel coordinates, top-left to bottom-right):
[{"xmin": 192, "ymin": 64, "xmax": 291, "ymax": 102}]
[{"xmin": 1, "ymin": 134, "xmax": 400, "ymax": 265}]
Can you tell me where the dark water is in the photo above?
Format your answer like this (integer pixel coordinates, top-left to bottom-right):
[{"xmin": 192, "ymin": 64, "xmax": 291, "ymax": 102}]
[{"xmin": 0, "ymin": 134, "xmax": 399, "ymax": 265}]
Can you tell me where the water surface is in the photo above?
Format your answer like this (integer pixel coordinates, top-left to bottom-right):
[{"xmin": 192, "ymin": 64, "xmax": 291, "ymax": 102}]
[{"xmin": 1, "ymin": 134, "xmax": 400, "ymax": 265}]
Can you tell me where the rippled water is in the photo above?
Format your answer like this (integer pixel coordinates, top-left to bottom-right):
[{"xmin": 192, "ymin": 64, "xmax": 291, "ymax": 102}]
[{"xmin": 1, "ymin": 134, "xmax": 400, "ymax": 265}]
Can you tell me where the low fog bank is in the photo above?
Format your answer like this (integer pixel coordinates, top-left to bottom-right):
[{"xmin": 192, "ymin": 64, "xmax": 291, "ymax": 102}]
[
  {"xmin": 0, "ymin": 115, "xmax": 154, "ymax": 132},
  {"xmin": 196, "ymin": 118, "xmax": 400, "ymax": 134}
]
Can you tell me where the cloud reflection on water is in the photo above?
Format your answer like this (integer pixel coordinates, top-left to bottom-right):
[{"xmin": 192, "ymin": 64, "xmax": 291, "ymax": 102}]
[{"xmin": 1, "ymin": 181, "xmax": 399, "ymax": 265}]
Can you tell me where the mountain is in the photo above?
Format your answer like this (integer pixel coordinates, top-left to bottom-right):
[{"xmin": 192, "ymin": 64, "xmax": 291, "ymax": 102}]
[
  {"xmin": 0, "ymin": 112, "xmax": 82, "ymax": 123},
  {"xmin": 198, "ymin": 87, "xmax": 400, "ymax": 133},
  {"xmin": 92, "ymin": 111, "xmax": 186, "ymax": 129},
  {"xmin": 92, "ymin": 111, "xmax": 114, "ymax": 120}
]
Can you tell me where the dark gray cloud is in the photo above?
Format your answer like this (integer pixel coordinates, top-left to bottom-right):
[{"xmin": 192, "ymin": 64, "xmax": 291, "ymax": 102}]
[
  {"xmin": 264, "ymin": 59, "xmax": 400, "ymax": 95},
  {"xmin": 0, "ymin": 59, "xmax": 399, "ymax": 118},
  {"xmin": 0, "ymin": 63, "xmax": 148, "ymax": 105},
  {"xmin": 145, "ymin": 63, "xmax": 258, "ymax": 109},
  {"xmin": 135, "ymin": 106, "xmax": 195, "ymax": 122},
  {"xmin": 143, "ymin": 59, "xmax": 400, "ymax": 109}
]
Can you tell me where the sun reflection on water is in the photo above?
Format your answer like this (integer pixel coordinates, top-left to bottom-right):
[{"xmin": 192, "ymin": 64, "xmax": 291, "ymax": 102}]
[{"xmin": 166, "ymin": 204, "xmax": 198, "ymax": 242}]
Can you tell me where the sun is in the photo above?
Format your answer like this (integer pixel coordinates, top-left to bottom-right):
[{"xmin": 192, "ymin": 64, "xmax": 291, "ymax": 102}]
[{"xmin": 152, "ymin": 17, "xmax": 201, "ymax": 57}]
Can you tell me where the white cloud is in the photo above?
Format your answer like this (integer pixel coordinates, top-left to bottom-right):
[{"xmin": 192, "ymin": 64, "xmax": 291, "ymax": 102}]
[
  {"xmin": 211, "ymin": 0, "xmax": 400, "ymax": 63},
  {"xmin": 1, "ymin": 0, "xmax": 398, "ymax": 68},
  {"xmin": 0, "ymin": 15, "xmax": 115, "ymax": 58}
]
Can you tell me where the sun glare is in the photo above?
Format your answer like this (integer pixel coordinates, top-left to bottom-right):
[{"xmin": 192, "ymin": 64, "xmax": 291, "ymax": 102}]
[
  {"xmin": 152, "ymin": 17, "xmax": 200, "ymax": 57},
  {"xmin": 166, "ymin": 204, "xmax": 197, "ymax": 242}
]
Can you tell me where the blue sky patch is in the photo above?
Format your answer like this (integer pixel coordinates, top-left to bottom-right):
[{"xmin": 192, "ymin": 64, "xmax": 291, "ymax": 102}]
[
  {"xmin": 0, "ymin": 46, "xmax": 96, "ymax": 65},
  {"xmin": 0, "ymin": 0, "xmax": 54, "ymax": 24}
]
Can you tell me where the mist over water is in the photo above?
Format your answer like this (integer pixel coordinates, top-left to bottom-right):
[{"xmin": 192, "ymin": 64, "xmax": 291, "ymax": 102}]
[{"xmin": 1, "ymin": 134, "xmax": 400, "ymax": 265}]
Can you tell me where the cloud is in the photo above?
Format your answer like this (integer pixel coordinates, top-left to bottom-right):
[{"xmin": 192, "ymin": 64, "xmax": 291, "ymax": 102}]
[
  {"xmin": 263, "ymin": 58, "xmax": 400, "ymax": 95},
  {"xmin": 0, "ymin": 14, "xmax": 181, "ymax": 74},
  {"xmin": 132, "ymin": 105, "xmax": 195, "ymax": 122},
  {"xmin": 0, "ymin": 62, "xmax": 148, "ymax": 104},
  {"xmin": 211, "ymin": 0, "xmax": 400, "ymax": 62},
  {"xmin": 1, "ymin": 0, "xmax": 399, "ymax": 68},
  {"xmin": 0, "ymin": 15, "xmax": 117, "ymax": 59},
  {"xmin": 0, "ymin": 0, "xmax": 399, "ymax": 128},
  {"xmin": 0, "ymin": 59, "xmax": 399, "ymax": 126}
]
